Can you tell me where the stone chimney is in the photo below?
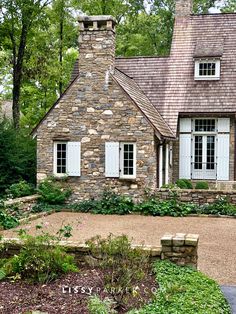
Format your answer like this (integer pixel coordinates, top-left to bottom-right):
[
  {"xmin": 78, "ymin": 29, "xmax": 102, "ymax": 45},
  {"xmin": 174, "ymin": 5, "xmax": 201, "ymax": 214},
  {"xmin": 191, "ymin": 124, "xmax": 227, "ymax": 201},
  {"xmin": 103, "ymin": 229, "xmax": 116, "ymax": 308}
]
[
  {"xmin": 175, "ymin": 0, "xmax": 193, "ymax": 17},
  {"xmin": 78, "ymin": 16, "xmax": 117, "ymax": 80}
]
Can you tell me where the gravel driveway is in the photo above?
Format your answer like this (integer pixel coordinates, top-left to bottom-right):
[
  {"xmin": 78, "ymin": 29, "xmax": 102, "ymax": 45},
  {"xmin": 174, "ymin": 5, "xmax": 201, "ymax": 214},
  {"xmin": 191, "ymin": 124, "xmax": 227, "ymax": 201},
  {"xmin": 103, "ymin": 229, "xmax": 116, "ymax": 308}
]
[{"xmin": 3, "ymin": 212, "xmax": 236, "ymax": 285}]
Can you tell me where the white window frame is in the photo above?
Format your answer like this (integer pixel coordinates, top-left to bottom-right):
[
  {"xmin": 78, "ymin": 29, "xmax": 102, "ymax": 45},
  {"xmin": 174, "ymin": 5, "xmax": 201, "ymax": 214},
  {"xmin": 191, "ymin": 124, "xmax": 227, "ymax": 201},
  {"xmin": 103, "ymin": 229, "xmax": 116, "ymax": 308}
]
[
  {"xmin": 194, "ymin": 59, "xmax": 220, "ymax": 80},
  {"xmin": 53, "ymin": 141, "xmax": 68, "ymax": 177},
  {"xmin": 119, "ymin": 142, "xmax": 136, "ymax": 179}
]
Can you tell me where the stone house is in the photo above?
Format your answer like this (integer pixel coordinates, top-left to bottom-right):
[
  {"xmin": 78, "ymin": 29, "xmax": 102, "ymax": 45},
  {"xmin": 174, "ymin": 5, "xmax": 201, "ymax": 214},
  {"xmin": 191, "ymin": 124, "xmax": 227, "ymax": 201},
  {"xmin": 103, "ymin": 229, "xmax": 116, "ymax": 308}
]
[{"xmin": 32, "ymin": 0, "xmax": 236, "ymax": 199}]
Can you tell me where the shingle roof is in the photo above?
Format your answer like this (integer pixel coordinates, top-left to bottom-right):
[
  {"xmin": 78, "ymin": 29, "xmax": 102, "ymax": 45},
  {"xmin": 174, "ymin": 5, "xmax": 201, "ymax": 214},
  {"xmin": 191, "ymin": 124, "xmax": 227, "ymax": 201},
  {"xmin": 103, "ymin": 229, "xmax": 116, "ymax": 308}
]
[
  {"xmin": 112, "ymin": 69, "xmax": 174, "ymax": 139},
  {"xmin": 116, "ymin": 13, "xmax": 236, "ymax": 134}
]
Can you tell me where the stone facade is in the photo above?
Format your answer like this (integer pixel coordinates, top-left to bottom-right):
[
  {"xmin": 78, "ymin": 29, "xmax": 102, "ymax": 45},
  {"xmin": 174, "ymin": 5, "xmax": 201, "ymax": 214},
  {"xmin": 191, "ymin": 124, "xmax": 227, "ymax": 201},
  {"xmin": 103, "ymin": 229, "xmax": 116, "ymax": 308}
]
[
  {"xmin": 36, "ymin": 18, "xmax": 158, "ymax": 200},
  {"xmin": 1, "ymin": 232, "xmax": 199, "ymax": 268}
]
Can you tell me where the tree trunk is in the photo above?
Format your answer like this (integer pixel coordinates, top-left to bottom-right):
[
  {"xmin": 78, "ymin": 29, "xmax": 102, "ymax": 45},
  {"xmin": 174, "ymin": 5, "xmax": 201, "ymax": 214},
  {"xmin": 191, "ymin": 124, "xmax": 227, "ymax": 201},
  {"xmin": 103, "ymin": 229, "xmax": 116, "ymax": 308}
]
[{"xmin": 12, "ymin": 24, "xmax": 28, "ymax": 128}]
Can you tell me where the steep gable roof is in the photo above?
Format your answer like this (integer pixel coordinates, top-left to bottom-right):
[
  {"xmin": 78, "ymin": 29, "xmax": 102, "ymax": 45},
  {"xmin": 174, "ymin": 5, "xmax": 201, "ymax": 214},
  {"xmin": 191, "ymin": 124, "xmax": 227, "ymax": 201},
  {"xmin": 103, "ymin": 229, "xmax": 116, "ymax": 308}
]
[
  {"xmin": 117, "ymin": 13, "xmax": 236, "ymax": 134},
  {"xmin": 112, "ymin": 69, "xmax": 174, "ymax": 139}
]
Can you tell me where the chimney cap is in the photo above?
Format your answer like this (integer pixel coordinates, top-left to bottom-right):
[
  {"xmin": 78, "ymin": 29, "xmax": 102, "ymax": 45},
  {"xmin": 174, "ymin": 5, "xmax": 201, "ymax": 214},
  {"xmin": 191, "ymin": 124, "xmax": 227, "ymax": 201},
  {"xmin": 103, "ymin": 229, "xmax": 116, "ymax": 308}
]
[{"xmin": 78, "ymin": 15, "xmax": 117, "ymax": 24}]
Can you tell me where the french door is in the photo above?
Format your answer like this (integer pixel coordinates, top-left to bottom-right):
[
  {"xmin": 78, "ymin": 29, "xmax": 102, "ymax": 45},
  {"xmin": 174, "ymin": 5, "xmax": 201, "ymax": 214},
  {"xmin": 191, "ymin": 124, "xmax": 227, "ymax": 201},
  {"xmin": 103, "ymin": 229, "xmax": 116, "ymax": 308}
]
[{"xmin": 192, "ymin": 135, "xmax": 216, "ymax": 179}]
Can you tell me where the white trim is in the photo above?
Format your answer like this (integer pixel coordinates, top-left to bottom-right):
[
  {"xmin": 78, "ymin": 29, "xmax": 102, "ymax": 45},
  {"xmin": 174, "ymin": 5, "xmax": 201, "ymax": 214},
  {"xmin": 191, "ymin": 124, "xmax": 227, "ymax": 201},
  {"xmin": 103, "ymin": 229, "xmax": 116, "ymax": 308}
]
[
  {"xmin": 165, "ymin": 144, "xmax": 169, "ymax": 185},
  {"xmin": 159, "ymin": 145, "xmax": 163, "ymax": 187},
  {"xmin": 194, "ymin": 59, "xmax": 220, "ymax": 80},
  {"xmin": 120, "ymin": 142, "xmax": 136, "ymax": 179},
  {"xmin": 53, "ymin": 141, "xmax": 68, "ymax": 177}
]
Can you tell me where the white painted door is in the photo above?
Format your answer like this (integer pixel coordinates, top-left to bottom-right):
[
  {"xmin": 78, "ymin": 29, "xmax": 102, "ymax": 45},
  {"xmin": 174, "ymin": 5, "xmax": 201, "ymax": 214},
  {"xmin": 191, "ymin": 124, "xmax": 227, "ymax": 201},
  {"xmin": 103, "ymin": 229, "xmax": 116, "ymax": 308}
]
[{"xmin": 192, "ymin": 135, "xmax": 216, "ymax": 179}]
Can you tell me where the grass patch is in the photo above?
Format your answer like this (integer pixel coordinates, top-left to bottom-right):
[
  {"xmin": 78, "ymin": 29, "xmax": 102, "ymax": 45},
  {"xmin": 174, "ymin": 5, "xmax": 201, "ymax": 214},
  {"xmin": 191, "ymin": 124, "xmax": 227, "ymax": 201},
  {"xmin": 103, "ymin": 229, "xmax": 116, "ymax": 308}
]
[{"xmin": 131, "ymin": 261, "xmax": 231, "ymax": 314}]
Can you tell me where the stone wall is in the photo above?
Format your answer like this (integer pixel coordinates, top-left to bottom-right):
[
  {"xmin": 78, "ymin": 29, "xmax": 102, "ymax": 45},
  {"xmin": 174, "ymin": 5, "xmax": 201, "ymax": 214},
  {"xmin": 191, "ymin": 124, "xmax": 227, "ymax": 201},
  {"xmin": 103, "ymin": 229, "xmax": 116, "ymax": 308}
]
[
  {"xmin": 36, "ymin": 19, "xmax": 158, "ymax": 201},
  {"xmin": 157, "ymin": 188, "xmax": 236, "ymax": 205},
  {"xmin": 4, "ymin": 195, "xmax": 39, "ymax": 217},
  {"xmin": 1, "ymin": 233, "xmax": 199, "ymax": 268}
]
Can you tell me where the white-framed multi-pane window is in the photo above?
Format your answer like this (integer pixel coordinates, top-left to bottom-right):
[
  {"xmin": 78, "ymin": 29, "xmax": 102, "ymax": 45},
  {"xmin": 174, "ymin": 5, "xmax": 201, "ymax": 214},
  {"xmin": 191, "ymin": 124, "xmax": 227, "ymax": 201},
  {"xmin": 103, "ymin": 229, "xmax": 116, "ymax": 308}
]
[
  {"xmin": 54, "ymin": 142, "xmax": 67, "ymax": 175},
  {"xmin": 53, "ymin": 141, "xmax": 81, "ymax": 177},
  {"xmin": 192, "ymin": 119, "xmax": 217, "ymax": 179},
  {"xmin": 194, "ymin": 59, "xmax": 220, "ymax": 80},
  {"xmin": 120, "ymin": 143, "xmax": 136, "ymax": 179},
  {"xmin": 105, "ymin": 142, "xmax": 136, "ymax": 179}
]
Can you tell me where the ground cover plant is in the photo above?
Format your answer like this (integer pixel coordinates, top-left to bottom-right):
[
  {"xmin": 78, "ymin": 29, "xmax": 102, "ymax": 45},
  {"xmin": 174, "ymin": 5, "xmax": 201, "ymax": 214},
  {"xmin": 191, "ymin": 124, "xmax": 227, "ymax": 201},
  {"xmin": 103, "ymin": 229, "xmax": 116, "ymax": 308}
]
[{"xmin": 130, "ymin": 260, "xmax": 231, "ymax": 314}]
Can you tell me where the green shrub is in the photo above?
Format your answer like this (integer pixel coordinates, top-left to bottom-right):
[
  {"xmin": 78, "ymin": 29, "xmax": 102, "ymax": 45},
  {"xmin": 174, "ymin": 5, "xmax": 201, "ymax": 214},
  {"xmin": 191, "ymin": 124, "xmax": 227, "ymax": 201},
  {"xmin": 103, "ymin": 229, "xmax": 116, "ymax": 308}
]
[
  {"xmin": 92, "ymin": 190, "xmax": 134, "ymax": 215},
  {"xmin": 132, "ymin": 261, "xmax": 231, "ymax": 314},
  {"xmin": 195, "ymin": 181, "xmax": 209, "ymax": 190},
  {"xmin": 37, "ymin": 177, "xmax": 72, "ymax": 204},
  {"xmin": 199, "ymin": 196, "xmax": 236, "ymax": 216},
  {"xmin": 176, "ymin": 179, "xmax": 193, "ymax": 189},
  {"xmin": 0, "ymin": 201, "xmax": 19, "ymax": 230},
  {"xmin": 86, "ymin": 234, "xmax": 149, "ymax": 308},
  {"xmin": 70, "ymin": 199, "xmax": 97, "ymax": 213},
  {"xmin": 1, "ymin": 230, "xmax": 78, "ymax": 283},
  {"xmin": 0, "ymin": 119, "xmax": 36, "ymax": 197},
  {"xmin": 88, "ymin": 296, "xmax": 117, "ymax": 314},
  {"xmin": 6, "ymin": 180, "xmax": 35, "ymax": 198},
  {"xmin": 137, "ymin": 195, "xmax": 196, "ymax": 217},
  {"xmin": 72, "ymin": 190, "xmax": 134, "ymax": 215}
]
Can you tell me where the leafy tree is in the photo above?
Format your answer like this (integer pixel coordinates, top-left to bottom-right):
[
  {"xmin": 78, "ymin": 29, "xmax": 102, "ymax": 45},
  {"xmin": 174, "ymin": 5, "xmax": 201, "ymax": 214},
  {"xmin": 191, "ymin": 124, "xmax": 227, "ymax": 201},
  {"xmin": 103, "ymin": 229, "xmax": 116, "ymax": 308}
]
[
  {"xmin": 0, "ymin": 0, "xmax": 51, "ymax": 128},
  {"xmin": 0, "ymin": 119, "xmax": 36, "ymax": 196}
]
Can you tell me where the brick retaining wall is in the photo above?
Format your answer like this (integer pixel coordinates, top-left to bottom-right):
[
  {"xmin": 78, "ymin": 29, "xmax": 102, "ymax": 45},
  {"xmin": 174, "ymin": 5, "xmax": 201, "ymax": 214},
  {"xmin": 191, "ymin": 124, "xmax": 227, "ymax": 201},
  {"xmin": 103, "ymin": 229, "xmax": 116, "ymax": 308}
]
[{"xmin": 1, "ymin": 233, "xmax": 199, "ymax": 268}]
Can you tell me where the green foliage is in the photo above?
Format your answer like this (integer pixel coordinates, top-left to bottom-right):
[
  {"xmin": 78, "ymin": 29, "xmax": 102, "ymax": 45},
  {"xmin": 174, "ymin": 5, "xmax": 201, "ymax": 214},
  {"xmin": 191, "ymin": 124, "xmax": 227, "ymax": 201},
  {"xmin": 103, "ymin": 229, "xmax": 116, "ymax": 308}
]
[
  {"xmin": 195, "ymin": 181, "xmax": 209, "ymax": 190},
  {"xmin": 1, "ymin": 229, "xmax": 78, "ymax": 283},
  {"xmin": 88, "ymin": 295, "xmax": 117, "ymax": 314},
  {"xmin": 199, "ymin": 196, "xmax": 236, "ymax": 216},
  {"xmin": 176, "ymin": 179, "xmax": 193, "ymax": 189},
  {"xmin": 132, "ymin": 260, "xmax": 231, "ymax": 314},
  {"xmin": 0, "ymin": 120, "xmax": 36, "ymax": 196},
  {"xmin": 37, "ymin": 177, "xmax": 72, "ymax": 204},
  {"xmin": 87, "ymin": 234, "xmax": 149, "ymax": 307},
  {"xmin": 137, "ymin": 195, "xmax": 196, "ymax": 217},
  {"xmin": 6, "ymin": 180, "xmax": 35, "ymax": 198},
  {"xmin": 72, "ymin": 190, "xmax": 134, "ymax": 215},
  {"xmin": 0, "ymin": 200, "xmax": 19, "ymax": 230}
]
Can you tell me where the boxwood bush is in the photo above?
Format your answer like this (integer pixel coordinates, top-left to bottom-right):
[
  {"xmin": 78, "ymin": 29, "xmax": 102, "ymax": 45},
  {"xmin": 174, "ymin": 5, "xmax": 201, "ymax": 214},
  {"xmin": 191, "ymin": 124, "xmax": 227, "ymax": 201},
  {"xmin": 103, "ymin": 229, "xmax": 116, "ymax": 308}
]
[{"xmin": 175, "ymin": 179, "xmax": 193, "ymax": 189}]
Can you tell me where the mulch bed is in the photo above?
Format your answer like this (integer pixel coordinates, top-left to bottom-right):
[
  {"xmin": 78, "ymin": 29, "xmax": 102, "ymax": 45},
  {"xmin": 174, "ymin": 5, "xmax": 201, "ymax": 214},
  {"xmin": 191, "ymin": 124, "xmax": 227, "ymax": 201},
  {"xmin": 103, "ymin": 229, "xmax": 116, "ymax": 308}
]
[{"xmin": 0, "ymin": 266, "xmax": 157, "ymax": 314}]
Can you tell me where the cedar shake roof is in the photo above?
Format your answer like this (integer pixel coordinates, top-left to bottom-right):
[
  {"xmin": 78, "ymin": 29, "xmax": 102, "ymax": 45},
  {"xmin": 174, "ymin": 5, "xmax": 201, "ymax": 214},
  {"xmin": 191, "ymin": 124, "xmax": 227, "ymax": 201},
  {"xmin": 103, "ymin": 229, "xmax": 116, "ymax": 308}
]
[
  {"xmin": 37, "ymin": 12, "xmax": 236, "ymax": 137},
  {"xmin": 116, "ymin": 13, "xmax": 236, "ymax": 134},
  {"xmin": 112, "ymin": 69, "xmax": 174, "ymax": 139}
]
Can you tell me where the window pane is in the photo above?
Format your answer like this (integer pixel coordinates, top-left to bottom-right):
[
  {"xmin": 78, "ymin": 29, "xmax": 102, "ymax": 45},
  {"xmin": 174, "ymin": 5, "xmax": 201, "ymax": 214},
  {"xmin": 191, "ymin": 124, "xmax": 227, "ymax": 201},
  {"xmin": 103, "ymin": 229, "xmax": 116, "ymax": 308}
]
[
  {"xmin": 56, "ymin": 142, "xmax": 67, "ymax": 174},
  {"xmin": 122, "ymin": 143, "xmax": 135, "ymax": 177},
  {"xmin": 194, "ymin": 136, "xmax": 203, "ymax": 169},
  {"xmin": 199, "ymin": 62, "xmax": 217, "ymax": 76},
  {"xmin": 195, "ymin": 119, "xmax": 215, "ymax": 132}
]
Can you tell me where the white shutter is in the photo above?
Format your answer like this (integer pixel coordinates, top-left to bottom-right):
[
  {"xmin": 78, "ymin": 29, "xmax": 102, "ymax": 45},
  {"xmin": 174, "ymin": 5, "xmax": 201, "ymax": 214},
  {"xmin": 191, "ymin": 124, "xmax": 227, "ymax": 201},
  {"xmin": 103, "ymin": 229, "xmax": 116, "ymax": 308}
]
[
  {"xmin": 105, "ymin": 142, "xmax": 120, "ymax": 177},
  {"xmin": 218, "ymin": 118, "xmax": 230, "ymax": 133},
  {"xmin": 179, "ymin": 118, "xmax": 192, "ymax": 133},
  {"xmin": 217, "ymin": 134, "xmax": 230, "ymax": 181},
  {"xmin": 179, "ymin": 134, "xmax": 192, "ymax": 179},
  {"xmin": 67, "ymin": 142, "xmax": 81, "ymax": 176}
]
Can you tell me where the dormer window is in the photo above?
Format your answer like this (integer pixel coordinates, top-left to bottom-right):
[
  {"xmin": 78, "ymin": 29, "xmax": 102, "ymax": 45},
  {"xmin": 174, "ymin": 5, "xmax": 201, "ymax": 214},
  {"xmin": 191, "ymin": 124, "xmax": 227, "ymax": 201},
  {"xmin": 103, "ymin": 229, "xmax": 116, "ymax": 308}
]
[{"xmin": 194, "ymin": 59, "xmax": 220, "ymax": 80}]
